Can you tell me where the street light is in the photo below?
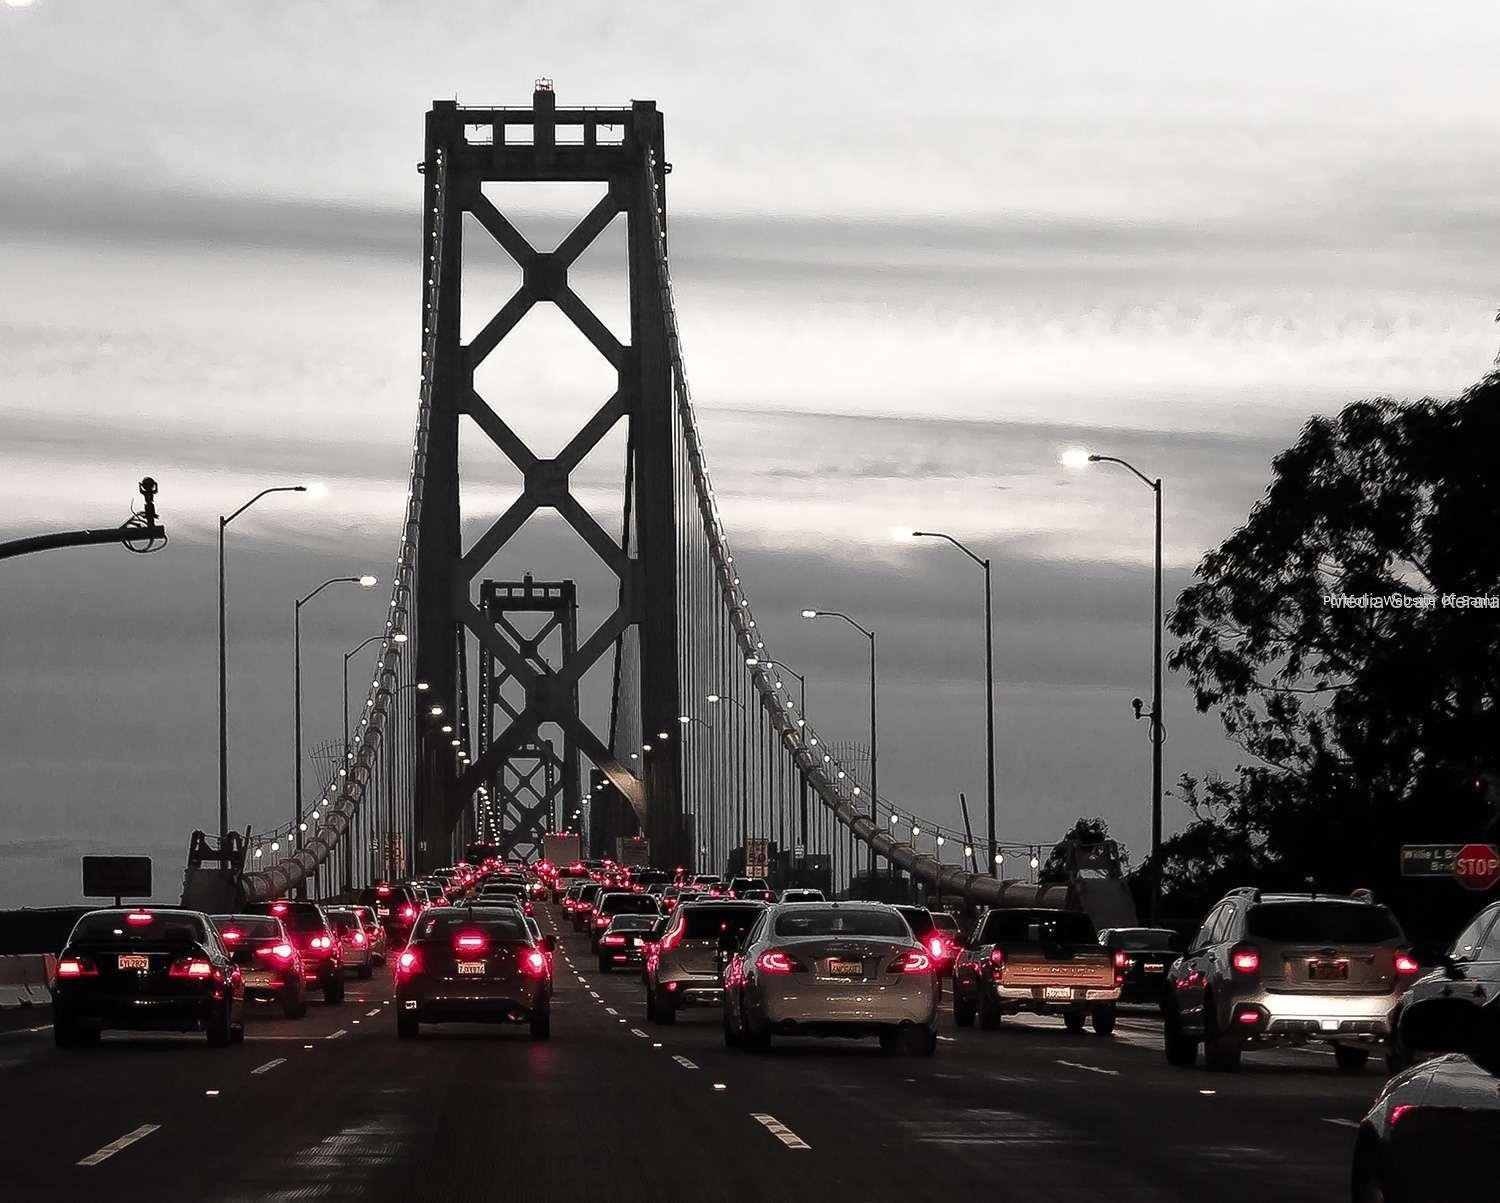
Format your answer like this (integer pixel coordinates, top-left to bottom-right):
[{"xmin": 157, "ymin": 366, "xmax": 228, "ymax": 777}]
[
  {"xmin": 913, "ymin": 530, "xmax": 997, "ymax": 877},
  {"xmin": 294, "ymin": 573, "xmax": 377, "ymax": 897},
  {"xmin": 802, "ymin": 607, "xmax": 878, "ymax": 878},
  {"xmin": 219, "ymin": 485, "xmax": 307, "ymax": 844},
  {"xmin": 1064, "ymin": 447, "xmax": 1165, "ymax": 921},
  {"xmin": 706, "ymin": 689, "xmax": 750, "ymax": 849}
]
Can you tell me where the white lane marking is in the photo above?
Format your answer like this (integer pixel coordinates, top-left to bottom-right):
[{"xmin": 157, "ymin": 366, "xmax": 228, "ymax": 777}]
[
  {"xmin": 365, "ymin": 1008, "xmax": 382, "ymax": 1017},
  {"xmin": 673, "ymin": 1055, "xmax": 699, "ymax": 1069},
  {"xmin": 327, "ymin": 1029, "xmax": 348, "ymax": 1040},
  {"xmin": 605, "ymin": 1006, "xmax": 618, "ymax": 1015},
  {"xmin": 937, "ymin": 1035, "xmax": 956, "ymax": 1042},
  {"xmin": 1322, "ymin": 1118, "xmax": 1360, "ymax": 1129},
  {"xmin": 78, "ymin": 1124, "xmax": 160, "ymax": 1167},
  {"xmin": 250, "ymin": 1058, "xmax": 286, "ymax": 1075},
  {"xmin": 1055, "ymin": 1059, "xmax": 1119, "ymax": 1076},
  {"xmin": 751, "ymin": 1113, "xmax": 811, "ymax": 1150},
  {"xmin": 589, "ymin": 991, "xmax": 600, "ymax": 999},
  {"xmin": 630, "ymin": 1028, "xmax": 649, "ymax": 1038}
]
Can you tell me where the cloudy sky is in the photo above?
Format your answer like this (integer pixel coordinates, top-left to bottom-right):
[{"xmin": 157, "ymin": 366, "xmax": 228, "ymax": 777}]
[{"xmin": 3, "ymin": 1, "xmax": 1498, "ymax": 905}]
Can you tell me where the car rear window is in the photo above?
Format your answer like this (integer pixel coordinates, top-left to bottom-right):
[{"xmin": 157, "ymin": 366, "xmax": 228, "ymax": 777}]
[
  {"xmin": 608, "ymin": 915, "xmax": 658, "ymax": 931},
  {"xmin": 258, "ymin": 907, "xmax": 328, "ymax": 933},
  {"xmin": 212, "ymin": 916, "xmax": 280, "ymax": 938},
  {"xmin": 930, "ymin": 913, "xmax": 959, "ymax": 933},
  {"xmin": 1246, "ymin": 903, "xmax": 1402, "ymax": 945},
  {"xmin": 774, "ymin": 908, "xmax": 910, "ymax": 939},
  {"xmin": 1113, "ymin": 928, "xmax": 1179, "ymax": 951},
  {"xmin": 72, "ymin": 912, "xmax": 209, "ymax": 944},
  {"xmin": 601, "ymin": 894, "xmax": 659, "ymax": 914},
  {"xmin": 980, "ymin": 910, "xmax": 1096, "ymax": 945},
  {"xmin": 680, "ymin": 905, "xmax": 765, "ymax": 938},
  {"xmin": 894, "ymin": 907, "xmax": 936, "ymax": 936},
  {"xmin": 414, "ymin": 912, "xmax": 529, "ymax": 942}
]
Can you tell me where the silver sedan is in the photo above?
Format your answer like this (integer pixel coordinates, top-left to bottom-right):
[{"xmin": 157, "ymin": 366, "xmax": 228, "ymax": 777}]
[{"xmin": 723, "ymin": 902, "xmax": 939, "ymax": 1055}]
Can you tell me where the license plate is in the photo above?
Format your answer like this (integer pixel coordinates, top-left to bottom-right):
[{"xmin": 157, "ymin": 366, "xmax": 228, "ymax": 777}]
[
  {"xmin": 1144, "ymin": 963, "xmax": 1165, "ymax": 974},
  {"xmin": 1309, "ymin": 961, "xmax": 1348, "ymax": 981},
  {"xmin": 242, "ymin": 971, "xmax": 274, "ymax": 987},
  {"xmin": 456, "ymin": 961, "xmax": 485, "ymax": 976},
  {"xmin": 631, "ymin": 938, "xmax": 642, "ymax": 947},
  {"xmin": 828, "ymin": 959, "xmax": 862, "ymax": 976},
  {"xmin": 118, "ymin": 954, "xmax": 149, "ymax": 971},
  {"xmin": 377, "ymin": 907, "xmax": 390, "ymax": 917},
  {"xmin": 1044, "ymin": 986, "xmax": 1075, "ymax": 1001}
]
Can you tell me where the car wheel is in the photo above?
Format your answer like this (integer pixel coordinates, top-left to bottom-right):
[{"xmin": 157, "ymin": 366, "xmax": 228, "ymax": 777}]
[
  {"xmin": 597, "ymin": 957, "xmax": 611, "ymax": 974},
  {"xmin": 529, "ymin": 1007, "xmax": 551, "ymax": 1041},
  {"xmin": 324, "ymin": 977, "xmax": 345, "ymax": 1006},
  {"xmin": 979, "ymin": 994, "xmax": 1002, "ymax": 1031},
  {"xmin": 282, "ymin": 990, "xmax": 306, "ymax": 1020},
  {"xmin": 743, "ymin": 1000, "xmax": 772, "ymax": 1054},
  {"xmin": 357, "ymin": 963, "xmax": 373, "ymax": 981},
  {"xmin": 1202, "ymin": 998, "xmax": 1242, "ymax": 1072},
  {"xmin": 1063, "ymin": 1010, "xmax": 1087, "ymax": 1034},
  {"xmin": 645, "ymin": 988, "xmax": 656, "ymax": 1022},
  {"xmin": 1163, "ymin": 1004, "xmax": 1198, "ymax": 1068},
  {"xmin": 722, "ymin": 1005, "xmax": 741, "ymax": 1048},
  {"xmin": 954, "ymin": 996, "xmax": 977, "ymax": 1028},
  {"xmin": 1092, "ymin": 1004, "xmax": 1117, "ymax": 1036},
  {"xmin": 1334, "ymin": 1044, "xmax": 1370, "ymax": 1073},
  {"xmin": 653, "ymin": 988, "xmax": 677, "ymax": 1025},
  {"xmin": 206, "ymin": 1003, "xmax": 233, "ymax": 1047},
  {"xmin": 905, "ymin": 1025, "xmax": 938, "ymax": 1057},
  {"xmin": 230, "ymin": 1019, "xmax": 245, "ymax": 1045},
  {"xmin": 397, "ymin": 1013, "xmax": 419, "ymax": 1039}
]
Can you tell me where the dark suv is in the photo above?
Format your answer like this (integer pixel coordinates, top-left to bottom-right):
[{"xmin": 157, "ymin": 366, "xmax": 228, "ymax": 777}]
[
  {"xmin": 359, "ymin": 883, "xmax": 423, "ymax": 944},
  {"xmin": 588, "ymin": 891, "xmax": 661, "ymax": 952},
  {"xmin": 247, "ymin": 901, "xmax": 344, "ymax": 1005}
]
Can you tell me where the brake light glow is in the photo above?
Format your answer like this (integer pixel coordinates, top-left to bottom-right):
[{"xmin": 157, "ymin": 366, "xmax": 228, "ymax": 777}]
[
  {"xmin": 351, "ymin": 931, "xmax": 366, "ymax": 946},
  {"xmin": 1113, "ymin": 949, "xmax": 1129, "ymax": 971},
  {"xmin": 888, "ymin": 949, "xmax": 933, "ymax": 974},
  {"xmin": 309, "ymin": 935, "xmax": 333, "ymax": 951},
  {"xmin": 520, "ymin": 949, "xmax": 548, "ymax": 977},
  {"xmin": 1236, "ymin": 1008, "xmax": 1260, "ymax": 1025},
  {"xmin": 376, "ymin": 884, "xmax": 391, "ymax": 896},
  {"xmin": 125, "ymin": 911, "xmax": 154, "ymax": 925},
  {"xmin": 594, "ymin": 915, "xmax": 610, "ymax": 927},
  {"xmin": 257, "ymin": 942, "xmax": 295, "ymax": 962},
  {"xmin": 1230, "ymin": 947, "xmax": 1260, "ymax": 974},
  {"xmin": 755, "ymin": 949, "xmax": 797, "ymax": 974},
  {"xmin": 1394, "ymin": 952, "xmax": 1419, "ymax": 975},
  {"xmin": 400, "ymin": 905, "xmax": 417, "ymax": 920},
  {"xmin": 454, "ymin": 932, "xmax": 487, "ymax": 953},
  {"xmin": 169, "ymin": 958, "xmax": 215, "ymax": 978},
  {"xmin": 927, "ymin": 935, "xmax": 949, "ymax": 960},
  {"xmin": 1390, "ymin": 1104, "xmax": 1416, "ymax": 1126},
  {"xmin": 220, "ymin": 929, "xmax": 242, "ymax": 943},
  {"xmin": 397, "ymin": 949, "xmax": 420, "ymax": 976},
  {"xmin": 989, "ymin": 947, "xmax": 1007, "ymax": 970},
  {"xmin": 57, "ymin": 957, "xmax": 97, "ymax": 978},
  {"xmin": 659, "ymin": 917, "xmax": 685, "ymax": 952}
]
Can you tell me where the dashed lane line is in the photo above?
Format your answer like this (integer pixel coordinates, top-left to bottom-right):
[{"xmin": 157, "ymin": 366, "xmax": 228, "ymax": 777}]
[
  {"xmin": 327, "ymin": 1029, "xmax": 348, "ymax": 1040},
  {"xmin": 366, "ymin": 1008, "xmax": 382, "ymax": 1017},
  {"xmin": 250, "ymin": 1058, "xmax": 286, "ymax": 1075},
  {"xmin": 630, "ymin": 1028, "xmax": 649, "ymax": 1038},
  {"xmin": 78, "ymin": 1124, "xmax": 160, "ymax": 1167},
  {"xmin": 751, "ymin": 1113, "xmax": 811, "ymax": 1150},
  {"xmin": 605, "ymin": 1006, "xmax": 619, "ymax": 1015},
  {"xmin": 673, "ymin": 1055, "xmax": 699, "ymax": 1070},
  {"xmin": 1055, "ymin": 1059, "xmax": 1119, "ymax": 1076},
  {"xmin": 1322, "ymin": 1118, "xmax": 1360, "ymax": 1129}
]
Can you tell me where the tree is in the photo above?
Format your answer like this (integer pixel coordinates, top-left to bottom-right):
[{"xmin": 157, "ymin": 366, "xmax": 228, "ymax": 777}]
[
  {"xmin": 1160, "ymin": 374, "xmax": 1500, "ymax": 942},
  {"xmin": 1040, "ymin": 816, "xmax": 1128, "ymax": 883}
]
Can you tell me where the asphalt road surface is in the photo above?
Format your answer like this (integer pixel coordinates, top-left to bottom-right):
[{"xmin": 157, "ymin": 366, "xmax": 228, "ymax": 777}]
[{"xmin": 0, "ymin": 904, "xmax": 1379, "ymax": 1202}]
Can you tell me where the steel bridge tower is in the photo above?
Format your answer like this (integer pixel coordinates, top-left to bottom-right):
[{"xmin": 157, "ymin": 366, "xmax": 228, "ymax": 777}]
[{"xmin": 413, "ymin": 84, "xmax": 682, "ymax": 872}]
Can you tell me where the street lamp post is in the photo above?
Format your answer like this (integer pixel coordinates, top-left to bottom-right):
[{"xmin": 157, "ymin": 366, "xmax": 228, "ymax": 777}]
[
  {"xmin": 295, "ymin": 574, "xmax": 377, "ymax": 899},
  {"xmin": 706, "ymin": 691, "xmax": 748, "ymax": 855},
  {"xmin": 219, "ymin": 485, "xmax": 307, "ymax": 845},
  {"xmin": 745, "ymin": 656, "xmax": 810, "ymax": 855},
  {"xmin": 913, "ymin": 530, "xmax": 997, "ymax": 877},
  {"xmin": 802, "ymin": 608, "xmax": 878, "ymax": 880},
  {"xmin": 1063, "ymin": 448, "xmax": 1164, "ymax": 922}
]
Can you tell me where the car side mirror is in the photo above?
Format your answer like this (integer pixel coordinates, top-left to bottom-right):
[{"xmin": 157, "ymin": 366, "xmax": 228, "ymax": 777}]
[
  {"xmin": 542, "ymin": 935, "xmax": 557, "ymax": 953},
  {"xmin": 1441, "ymin": 952, "xmax": 1464, "ymax": 979}
]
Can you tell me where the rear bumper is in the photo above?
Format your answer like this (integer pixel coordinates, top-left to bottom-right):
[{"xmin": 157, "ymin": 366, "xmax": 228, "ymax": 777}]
[
  {"xmin": 239, "ymin": 971, "xmax": 300, "ymax": 1000},
  {"xmin": 398, "ymin": 981, "xmax": 548, "ymax": 1023},
  {"xmin": 992, "ymin": 982, "xmax": 1121, "ymax": 1011},
  {"xmin": 655, "ymin": 967, "xmax": 724, "ymax": 1007},
  {"xmin": 755, "ymin": 978, "xmax": 938, "ymax": 1026},
  {"xmin": 54, "ymin": 992, "xmax": 222, "ymax": 1032},
  {"xmin": 1231, "ymin": 990, "xmax": 1398, "ymax": 1040}
]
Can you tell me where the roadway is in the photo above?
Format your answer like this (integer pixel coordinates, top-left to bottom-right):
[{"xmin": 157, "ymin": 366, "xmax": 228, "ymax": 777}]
[{"xmin": 0, "ymin": 903, "xmax": 1376, "ymax": 1202}]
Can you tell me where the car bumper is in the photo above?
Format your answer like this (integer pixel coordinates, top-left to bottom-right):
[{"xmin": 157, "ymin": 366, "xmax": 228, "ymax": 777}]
[
  {"xmin": 55, "ymin": 993, "xmax": 223, "ymax": 1031},
  {"xmin": 754, "ymin": 978, "xmax": 938, "ymax": 1026},
  {"xmin": 341, "ymin": 947, "xmax": 373, "ymax": 969},
  {"xmin": 1235, "ymin": 990, "xmax": 1398, "ymax": 1039},
  {"xmin": 655, "ymin": 969, "xmax": 724, "ymax": 1007},
  {"xmin": 992, "ymin": 983, "xmax": 1121, "ymax": 1010},
  {"xmin": 398, "ymin": 981, "xmax": 547, "ymax": 1022},
  {"xmin": 239, "ymin": 971, "xmax": 299, "ymax": 1000}
]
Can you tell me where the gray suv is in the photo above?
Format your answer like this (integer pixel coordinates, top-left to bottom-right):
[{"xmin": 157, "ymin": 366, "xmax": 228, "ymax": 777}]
[
  {"xmin": 1164, "ymin": 888, "xmax": 1418, "ymax": 1072},
  {"xmin": 644, "ymin": 900, "xmax": 767, "ymax": 1024}
]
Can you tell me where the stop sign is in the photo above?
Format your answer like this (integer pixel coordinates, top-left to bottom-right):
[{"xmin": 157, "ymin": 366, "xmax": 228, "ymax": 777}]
[{"xmin": 1454, "ymin": 843, "xmax": 1500, "ymax": 891}]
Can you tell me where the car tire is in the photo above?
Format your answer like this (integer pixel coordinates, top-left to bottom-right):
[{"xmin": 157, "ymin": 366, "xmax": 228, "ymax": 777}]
[
  {"xmin": 1202, "ymin": 999, "xmax": 1242, "ymax": 1072},
  {"xmin": 598, "ymin": 957, "xmax": 611, "ymax": 974},
  {"xmin": 978, "ymin": 994, "xmax": 1002, "ymax": 1031},
  {"xmin": 282, "ymin": 990, "xmax": 307, "ymax": 1020},
  {"xmin": 397, "ymin": 1013, "xmax": 419, "ymax": 1039},
  {"xmin": 645, "ymin": 988, "xmax": 657, "ymax": 1022},
  {"xmin": 1163, "ymin": 1005, "xmax": 1198, "ymax": 1068},
  {"xmin": 1334, "ymin": 1044, "xmax": 1370, "ymax": 1073},
  {"xmin": 1092, "ymin": 1005, "xmax": 1117, "ymax": 1036},
  {"xmin": 357, "ymin": 963, "xmax": 373, "ymax": 981},
  {"xmin": 905, "ymin": 1025, "xmax": 938, "ymax": 1057},
  {"xmin": 1064, "ymin": 1010, "xmax": 1086, "ymax": 1034},
  {"xmin": 954, "ymin": 996, "xmax": 977, "ymax": 1028},
  {"xmin": 230, "ymin": 1018, "xmax": 245, "ymax": 1045},
  {"xmin": 324, "ymin": 977, "xmax": 345, "ymax": 1006},
  {"xmin": 722, "ymin": 1006, "xmax": 741, "ymax": 1048},
  {"xmin": 206, "ymin": 1003, "xmax": 233, "ymax": 1047},
  {"xmin": 529, "ymin": 1007, "xmax": 551, "ymax": 1041},
  {"xmin": 743, "ymin": 1003, "xmax": 772, "ymax": 1054},
  {"xmin": 653, "ymin": 988, "xmax": 677, "ymax": 1025}
]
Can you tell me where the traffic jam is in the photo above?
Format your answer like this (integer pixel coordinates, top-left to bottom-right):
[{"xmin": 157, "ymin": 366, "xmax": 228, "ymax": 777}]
[{"xmin": 40, "ymin": 849, "xmax": 1500, "ymax": 1200}]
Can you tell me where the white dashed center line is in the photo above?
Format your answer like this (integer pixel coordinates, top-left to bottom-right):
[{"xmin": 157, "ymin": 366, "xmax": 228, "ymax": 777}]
[
  {"xmin": 78, "ymin": 1124, "xmax": 160, "ymax": 1167},
  {"xmin": 366, "ymin": 1008, "xmax": 382, "ymax": 1017},
  {"xmin": 751, "ymin": 1113, "xmax": 810, "ymax": 1149},
  {"xmin": 250, "ymin": 1058, "xmax": 286, "ymax": 1075},
  {"xmin": 605, "ymin": 1006, "xmax": 618, "ymax": 1015},
  {"xmin": 327, "ymin": 1029, "xmax": 348, "ymax": 1040},
  {"xmin": 673, "ymin": 1055, "xmax": 699, "ymax": 1069},
  {"xmin": 1055, "ymin": 1060, "xmax": 1118, "ymax": 1076},
  {"xmin": 630, "ymin": 1028, "xmax": 649, "ymax": 1038}
]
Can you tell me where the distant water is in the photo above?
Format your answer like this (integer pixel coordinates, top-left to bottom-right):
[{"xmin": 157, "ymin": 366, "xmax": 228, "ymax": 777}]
[{"xmin": 0, "ymin": 839, "xmax": 187, "ymax": 909}]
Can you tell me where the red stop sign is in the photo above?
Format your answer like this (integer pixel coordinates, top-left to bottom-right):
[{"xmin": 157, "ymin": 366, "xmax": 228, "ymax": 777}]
[{"xmin": 1455, "ymin": 843, "xmax": 1500, "ymax": 891}]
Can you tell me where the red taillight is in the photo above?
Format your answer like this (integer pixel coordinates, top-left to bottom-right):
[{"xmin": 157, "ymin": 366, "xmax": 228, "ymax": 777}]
[
  {"xmin": 755, "ymin": 949, "xmax": 798, "ymax": 974},
  {"xmin": 520, "ymin": 949, "xmax": 548, "ymax": 977},
  {"xmin": 220, "ymin": 929, "xmax": 242, "ymax": 943},
  {"xmin": 308, "ymin": 935, "xmax": 333, "ymax": 951},
  {"xmin": 351, "ymin": 931, "xmax": 366, "ymax": 946},
  {"xmin": 1113, "ymin": 949, "xmax": 1129, "ymax": 971},
  {"xmin": 989, "ymin": 947, "xmax": 1007, "ymax": 970},
  {"xmin": 927, "ymin": 935, "xmax": 949, "ymax": 960},
  {"xmin": 1394, "ymin": 952, "xmax": 1419, "ymax": 976},
  {"xmin": 1236, "ymin": 1008, "xmax": 1260, "ymax": 1025},
  {"xmin": 271, "ymin": 903, "xmax": 288, "ymax": 915},
  {"xmin": 125, "ymin": 911, "xmax": 154, "ymax": 926},
  {"xmin": 454, "ymin": 932, "xmax": 487, "ymax": 954},
  {"xmin": 396, "ymin": 949, "xmax": 420, "ymax": 976},
  {"xmin": 168, "ymin": 958, "xmax": 215, "ymax": 978},
  {"xmin": 601, "ymin": 934, "xmax": 626, "ymax": 946},
  {"xmin": 400, "ymin": 905, "xmax": 416, "ymax": 920},
  {"xmin": 1230, "ymin": 947, "xmax": 1260, "ymax": 974},
  {"xmin": 257, "ymin": 942, "xmax": 295, "ymax": 962},
  {"xmin": 888, "ymin": 949, "xmax": 933, "ymax": 974},
  {"xmin": 57, "ymin": 956, "xmax": 97, "ymax": 978},
  {"xmin": 1390, "ymin": 1103, "xmax": 1416, "ymax": 1126},
  {"xmin": 594, "ymin": 915, "xmax": 610, "ymax": 927},
  {"xmin": 376, "ymin": 884, "xmax": 391, "ymax": 896}
]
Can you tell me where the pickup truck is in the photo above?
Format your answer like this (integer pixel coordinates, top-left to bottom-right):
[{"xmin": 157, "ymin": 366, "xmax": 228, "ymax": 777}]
[{"xmin": 953, "ymin": 907, "xmax": 1124, "ymax": 1035}]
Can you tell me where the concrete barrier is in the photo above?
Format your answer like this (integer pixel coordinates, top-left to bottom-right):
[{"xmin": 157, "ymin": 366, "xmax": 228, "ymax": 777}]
[{"xmin": 0, "ymin": 954, "xmax": 54, "ymax": 1009}]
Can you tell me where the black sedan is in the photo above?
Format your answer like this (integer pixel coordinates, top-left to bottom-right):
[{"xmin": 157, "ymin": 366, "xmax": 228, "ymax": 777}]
[
  {"xmin": 1097, "ymin": 926, "xmax": 1182, "ymax": 1003},
  {"xmin": 596, "ymin": 914, "xmax": 659, "ymax": 973},
  {"xmin": 52, "ymin": 907, "xmax": 246, "ymax": 1048}
]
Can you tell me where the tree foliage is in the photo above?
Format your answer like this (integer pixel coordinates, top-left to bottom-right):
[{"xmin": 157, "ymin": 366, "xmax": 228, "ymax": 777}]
[
  {"xmin": 1157, "ymin": 374, "xmax": 1500, "ymax": 940},
  {"xmin": 1041, "ymin": 816, "xmax": 1127, "ymax": 882}
]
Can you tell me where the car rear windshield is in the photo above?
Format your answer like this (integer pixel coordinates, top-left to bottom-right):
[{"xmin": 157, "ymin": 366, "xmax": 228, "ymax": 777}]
[
  {"xmin": 600, "ymin": 894, "xmax": 659, "ymax": 914},
  {"xmin": 71, "ymin": 912, "xmax": 209, "ymax": 944},
  {"xmin": 212, "ymin": 916, "xmax": 280, "ymax": 938},
  {"xmin": 894, "ymin": 908, "xmax": 936, "ymax": 936},
  {"xmin": 774, "ymin": 908, "xmax": 910, "ymax": 939},
  {"xmin": 1113, "ymin": 928, "xmax": 1179, "ymax": 951},
  {"xmin": 481, "ymin": 884, "xmax": 526, "ymax": 896},
  {"xmin": 680, "ymin": 905, "xmax": 765, "ymax": 937},
  {"xmin": 608, "ymin": 915, "xmax": 658, "ymax": 931},
  {"xmin": 259, "ymin": 907, "xmax": 328, "ymax": 933},
  {"xmin": 980, "ymin": 910, "xmax": 1096, "ymax": 945},
  {"xmin": 930, "ymin": 913, "xmax": 959, "ymax": 932},
  {"xmin": 1246, "ymin": 903, "xmax": 1402, "ymax": 944},
  {"xmin": 414, "ymin": 912, "xmax": 529, "ymax": 942},
  {"xmin": 578, "ymin": 884, "xmax": 601, "ymax": 901}
]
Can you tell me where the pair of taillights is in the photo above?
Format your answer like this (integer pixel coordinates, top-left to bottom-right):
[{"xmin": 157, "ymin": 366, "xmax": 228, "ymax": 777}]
[
  {"xmin": 754, "ymin": 949, "xmax": 933, "ymax": 975},
  {"xmin": 395, "ymin": 945, "xmax": 548, "ymax": 977},
  {"xmin": 600, "ymin": 934, "xmax": 640, "ymax": 947},
  {"xmin": 58, "ymin": 956, "xmax": 225, "ymax": 980},
  {"xmin": 1222, "ymin": 946, "xmax": 1421, "ymax": 977}
]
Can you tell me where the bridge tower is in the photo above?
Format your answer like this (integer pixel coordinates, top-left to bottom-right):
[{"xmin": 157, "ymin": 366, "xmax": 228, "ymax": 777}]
[{"xmin": 413, "ymin": 84, "xmax": 682, "ymax": 872}]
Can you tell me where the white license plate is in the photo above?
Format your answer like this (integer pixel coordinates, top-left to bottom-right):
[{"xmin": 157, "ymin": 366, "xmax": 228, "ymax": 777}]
[
  {"xmin": 242, "ymin": 971, "xmax": 274, "ymax": 987},
  {"xmin": 456, "ymin": 961, "xmax": 485, "ymax": 976},
  {"xmin": 1044, "ymin": 986, "xmax": 1075, "ymax": 1001},
  {"xmin": 828, "ymin": 959, "xmax": 862, "ymax": 976},
  {"xmin": 118, "ymin": 954, "xmax": 149, "ymax": 971},
  {"xmin": 377, "ymin": 907, "xmax": 390, "ymax": 917},
  {"xmin": 1144, "ymin": 963, "xmax": 1165, "ymax": 973},
  {"xmin": 631, "ymin": 938, "xmax": 642, "ymax": 947}
]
